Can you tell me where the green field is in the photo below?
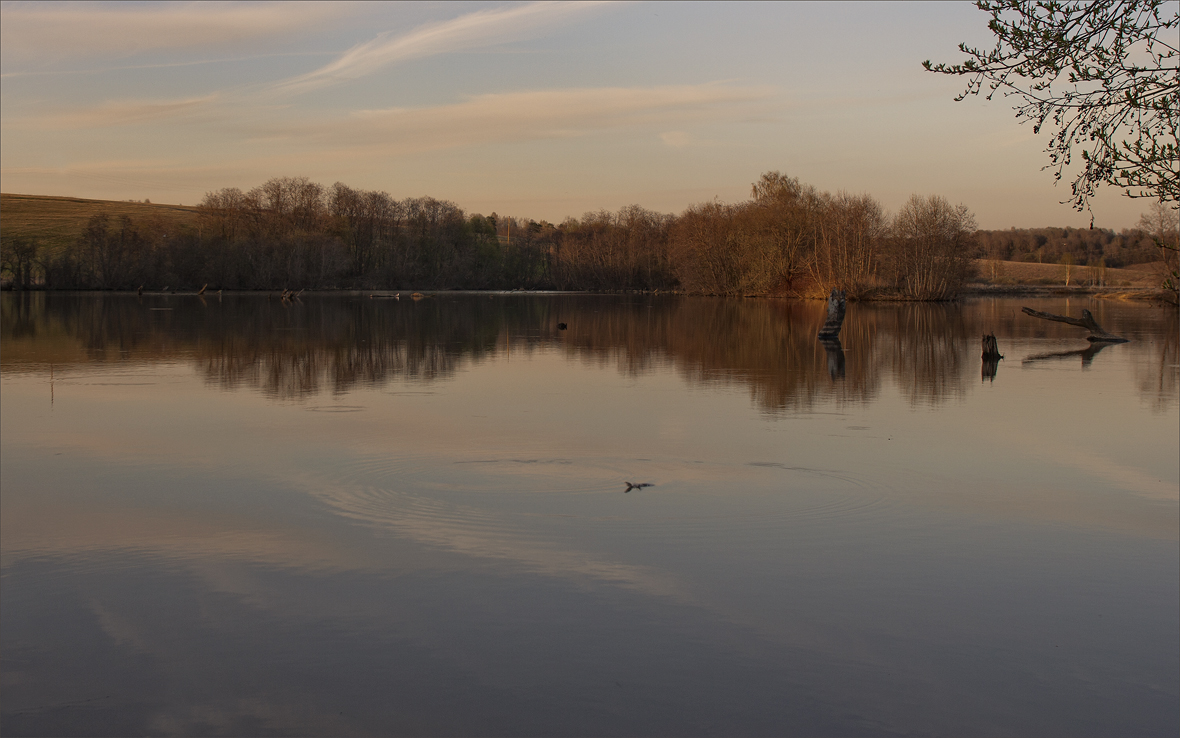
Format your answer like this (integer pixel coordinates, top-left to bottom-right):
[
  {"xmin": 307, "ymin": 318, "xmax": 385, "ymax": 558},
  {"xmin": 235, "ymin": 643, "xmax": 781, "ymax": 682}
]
[{"xmin": 0, "ymin": 193, "xmax": 200, "ymax": 251}]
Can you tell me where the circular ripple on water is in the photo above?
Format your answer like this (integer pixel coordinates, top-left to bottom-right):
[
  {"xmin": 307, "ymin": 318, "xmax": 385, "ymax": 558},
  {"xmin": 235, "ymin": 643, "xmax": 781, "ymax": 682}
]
[
  {"xmin": 322, "ymin": 452, "xmax": 626, "ymax": 496},
  {"xmin": 299, "ymin": 452, "xmax": 899, "ymax": 554}
]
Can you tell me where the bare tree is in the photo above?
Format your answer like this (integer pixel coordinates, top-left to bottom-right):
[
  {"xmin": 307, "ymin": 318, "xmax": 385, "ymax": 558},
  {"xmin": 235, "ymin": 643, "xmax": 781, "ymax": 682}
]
[
  {"xmin": 808, "ymin": 191, "xmax": 885, "ymax": 296},
  {"xmin": 886, "ymin": 195, "xmax": 978, "ymax": 299},
  {"xmin": 925, "ymin": 0, "xmax": 1179, "ymax": 215},
  {"xmin": 1138, "ymin": 200, "xmax": 1180, "ymax": 299},
  {"xmin": 0, "ymin": 237, "xmax": 39, "ymax": 289},
  {"xmin": 198, "ymin": 188, "xmax": 248, "ymax": 241}
]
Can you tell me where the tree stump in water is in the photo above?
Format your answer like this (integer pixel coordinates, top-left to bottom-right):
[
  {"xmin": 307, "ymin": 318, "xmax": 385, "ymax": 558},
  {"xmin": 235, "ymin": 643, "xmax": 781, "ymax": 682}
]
[
  {"xmin": 1020, "ymin": 307, "xmax": 1127, "ymax": 342},
  {"xmin": 817, "ymin": 289, "xmax": 847, "ymax": 339},
  {"xmin": 981, "ymin": 333, "xmax": 1002, "ymax": 381},
  {"xmin": 981, "ymin": 333, "xmax": 1002, "ymax": 359}
]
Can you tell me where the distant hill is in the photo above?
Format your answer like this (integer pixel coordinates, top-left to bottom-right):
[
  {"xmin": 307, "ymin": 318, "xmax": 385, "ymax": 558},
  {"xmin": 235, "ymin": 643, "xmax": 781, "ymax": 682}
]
[
  {"xmin": 0, "ymin": 193, "xmax": 200, "ymax": 251},
  {"xmin": 969, "ymin": 258, "xmax": 1163, "ymax": 288}
]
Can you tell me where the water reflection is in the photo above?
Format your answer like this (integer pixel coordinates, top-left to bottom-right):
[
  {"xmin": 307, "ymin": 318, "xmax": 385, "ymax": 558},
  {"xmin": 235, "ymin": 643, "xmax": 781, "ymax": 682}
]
[
  {"xmin": 2, "ymin": 292, "xmax": 1177, "ymax": 737},
  {"xmin": 818, "ymin": 337, "xmax": 845, "ymax": 380},
  {"xmin": 2, "ymin": 292, "xmax": 1176, "ymax": 410},
  {"xmin": 982, "ymin": 356, "xmax": 1000, "ymax": 382},
  {"xmin": 1023, "ymin": 342, "xmax": 1116, "ymax": 368}
]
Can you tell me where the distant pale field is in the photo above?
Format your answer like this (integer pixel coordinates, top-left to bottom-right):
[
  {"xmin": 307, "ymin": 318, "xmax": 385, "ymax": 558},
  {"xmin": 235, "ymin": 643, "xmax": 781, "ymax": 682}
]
[
  {"xmin": 971, "ymin": 258, "xmax": 1165, "ymax": 288},
  {"xmin": 0, "ymin": 193, "xmax": 200, "ymax": 251}
]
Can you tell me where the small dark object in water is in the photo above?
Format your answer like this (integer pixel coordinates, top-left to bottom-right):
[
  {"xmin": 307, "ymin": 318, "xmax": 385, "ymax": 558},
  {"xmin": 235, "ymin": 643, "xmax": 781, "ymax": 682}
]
[
  {"xmin": 981, "ymin": 334, "xmax": 1003, "ymax": 381},
  {"xmin": 981, "ymin": 333, "xmax": 1003, "ymax": 359},
  {"xmin": 624, "ymin": 482, "xmax": 652, "ymax": 492},
  {"xmin": 137, "ymin": 285, "xmax": 143, "ymax": 296},
  {"xmin": 557, "ymin": 323, "xmax": 568, "ymax": 330}
]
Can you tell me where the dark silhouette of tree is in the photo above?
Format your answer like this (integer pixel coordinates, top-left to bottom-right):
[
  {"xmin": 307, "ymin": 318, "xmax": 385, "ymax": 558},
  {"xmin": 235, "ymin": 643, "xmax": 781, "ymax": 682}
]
[
  {"xmin": 925, "ymin": 0, "xmax": 1179, "ymax": 215},
  {"xmin": 0, "ymin": 237, "xmax": 39, "ymax": 289}
]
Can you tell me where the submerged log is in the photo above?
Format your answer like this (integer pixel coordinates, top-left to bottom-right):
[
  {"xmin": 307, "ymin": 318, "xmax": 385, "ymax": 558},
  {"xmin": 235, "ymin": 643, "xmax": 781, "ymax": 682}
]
[
  {"xmin": 817, "ymin": 289, "xmax": 847, "ymax": 339},
  {"xmin": 1020, "ymin": 307, "xmax": 1127, "ymax": 343}
]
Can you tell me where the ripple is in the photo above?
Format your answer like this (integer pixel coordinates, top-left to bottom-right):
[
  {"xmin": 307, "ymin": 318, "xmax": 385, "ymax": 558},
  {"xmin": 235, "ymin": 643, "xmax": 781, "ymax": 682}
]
[
  {"xmin": 304, "ymin": 405, "xmax": 366, "ymax": 413},
  {"xmin": 297, "ymin": 452, "xmax": 897, "ymax": 567}
]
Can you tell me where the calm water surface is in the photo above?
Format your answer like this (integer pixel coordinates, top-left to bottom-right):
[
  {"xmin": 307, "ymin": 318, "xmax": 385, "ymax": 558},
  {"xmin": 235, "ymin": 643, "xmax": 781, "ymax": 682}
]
[{"xmin": 2, "ymin": 292, "xmax": 1177, "ymax": 737}]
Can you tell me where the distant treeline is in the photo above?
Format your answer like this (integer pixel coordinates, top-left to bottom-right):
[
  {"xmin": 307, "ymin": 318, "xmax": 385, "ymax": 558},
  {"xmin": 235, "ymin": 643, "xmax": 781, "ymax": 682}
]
[
  {"xmin": 975, "ymin": 227, "xmax": 1162, "ymax": 267},
  {"xmin": 1, "ymin": 172, "xmax": 1172, "ymax": 298}
]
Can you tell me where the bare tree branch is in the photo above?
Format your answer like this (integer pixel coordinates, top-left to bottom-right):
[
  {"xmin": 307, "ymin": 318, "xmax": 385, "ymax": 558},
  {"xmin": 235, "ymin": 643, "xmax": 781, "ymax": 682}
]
[{"xmin": 925, "ymin": 0, "xmax": 1179, "ymax": 215}]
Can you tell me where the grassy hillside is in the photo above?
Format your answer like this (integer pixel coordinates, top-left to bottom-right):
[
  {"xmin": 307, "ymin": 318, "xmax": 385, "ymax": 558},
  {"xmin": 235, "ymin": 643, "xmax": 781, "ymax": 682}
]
[
  {"xmin": 0, "ymin": 193, "xmax": 200, "ymax": 251},
  {"xmin": 970, "ymin": 258, "xmax": 1163, "ymax": 288}
]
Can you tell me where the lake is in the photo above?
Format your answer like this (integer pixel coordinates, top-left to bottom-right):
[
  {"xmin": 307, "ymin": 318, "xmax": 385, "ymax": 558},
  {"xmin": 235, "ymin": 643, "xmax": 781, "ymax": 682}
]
[{"xmin": 1, "ymin": 292, "xmax": 1177, "ymax": 737}]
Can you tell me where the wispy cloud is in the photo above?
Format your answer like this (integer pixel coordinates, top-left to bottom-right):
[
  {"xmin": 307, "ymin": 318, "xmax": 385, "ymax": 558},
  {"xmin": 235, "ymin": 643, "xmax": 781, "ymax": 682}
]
[
  {"xmin": 18, "ymin": 95, "xmax": 220, "ymax": 130},
  {"xmin": 272, "ymin": 1, "xmax": 611, "ymax": 94},
  {"xmin": 0, "ymin": 1, "xmax": 348, "ymax": 61},
  {"xmin": 0, "ymin": 52, "xmax": 338, "ymax": 80},
  {"xmin": 292, "ymin": 84, "xmax": 775, "ymax": 154}
]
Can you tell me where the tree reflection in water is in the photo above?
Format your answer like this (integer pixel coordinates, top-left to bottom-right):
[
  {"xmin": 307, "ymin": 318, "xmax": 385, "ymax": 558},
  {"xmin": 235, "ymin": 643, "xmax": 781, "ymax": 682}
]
[{"xmin": 2, "ymin": 292, "xmax": 1175, "ymax": 411}]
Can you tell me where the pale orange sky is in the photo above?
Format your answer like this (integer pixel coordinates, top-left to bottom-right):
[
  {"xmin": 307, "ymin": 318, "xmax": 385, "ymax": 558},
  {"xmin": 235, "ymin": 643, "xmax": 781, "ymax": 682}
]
[{"xmin": 0, "ymin": 1, "xmax": 1168, "ymax": 229}]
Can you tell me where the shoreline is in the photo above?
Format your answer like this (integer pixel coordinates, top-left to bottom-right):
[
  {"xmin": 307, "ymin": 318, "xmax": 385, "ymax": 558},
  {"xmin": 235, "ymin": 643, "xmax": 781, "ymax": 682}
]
[{"xmin": 2, "ymin": 285, "xmax": 1175, "ymax": 304}]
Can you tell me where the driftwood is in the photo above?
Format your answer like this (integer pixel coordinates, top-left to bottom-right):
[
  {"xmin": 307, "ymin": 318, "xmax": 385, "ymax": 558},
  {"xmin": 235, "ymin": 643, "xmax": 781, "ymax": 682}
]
[
  {"xmin": 1020, "ymin": 307, "xmax": 1127, "ymax": 343},
  {"xmin": 817, "ymin": 289, "xmax": 847, "ymax": 339}
]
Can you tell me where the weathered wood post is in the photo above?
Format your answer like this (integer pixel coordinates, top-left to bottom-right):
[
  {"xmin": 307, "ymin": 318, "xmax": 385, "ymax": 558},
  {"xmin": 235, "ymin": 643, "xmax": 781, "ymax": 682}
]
[
  {"xmin": 817, "ymin": 289, "xmax": 847, "ymax": 339},
  {"xmin": 981, "ymin": 333, "xmax": 1002, "ymax": 381},
  {"xmin": 981, "ymin": 333, "xmax": 1002, "ymax": 359}
]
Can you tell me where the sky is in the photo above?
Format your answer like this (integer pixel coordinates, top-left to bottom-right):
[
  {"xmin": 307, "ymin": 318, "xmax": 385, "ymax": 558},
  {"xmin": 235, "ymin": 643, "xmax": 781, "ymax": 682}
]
[{"xmin": 0, "ymin": 0, "xmax": 1162, "ymax": 230}]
